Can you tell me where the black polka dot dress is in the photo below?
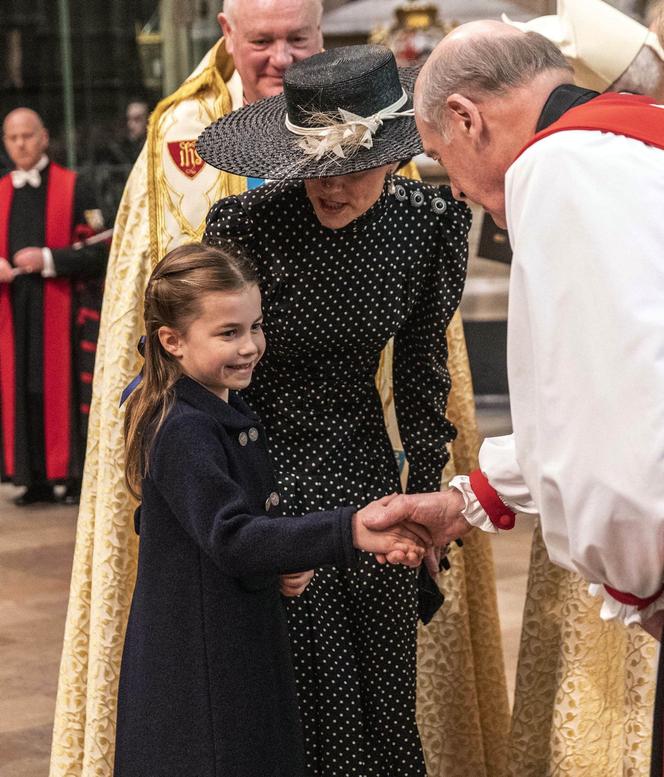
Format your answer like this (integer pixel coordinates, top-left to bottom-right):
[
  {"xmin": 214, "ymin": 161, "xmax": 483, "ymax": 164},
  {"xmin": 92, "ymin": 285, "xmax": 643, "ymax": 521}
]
[{"xmin": 204, "ymin": 177, "xmax": 470, "ymax": 777}]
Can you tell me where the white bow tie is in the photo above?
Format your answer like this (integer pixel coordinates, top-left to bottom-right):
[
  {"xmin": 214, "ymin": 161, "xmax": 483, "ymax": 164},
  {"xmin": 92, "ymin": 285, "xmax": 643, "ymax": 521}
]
[{"xmin": 11, "ymin": 168, "xmax": 42, "ymax": 189}]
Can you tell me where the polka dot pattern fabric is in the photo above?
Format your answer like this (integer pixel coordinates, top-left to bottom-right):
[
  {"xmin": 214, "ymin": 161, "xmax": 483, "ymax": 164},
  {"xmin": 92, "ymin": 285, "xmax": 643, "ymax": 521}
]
[{"xmin": 204, "ymin": 178, "xmax": 470, "ymax": 777}]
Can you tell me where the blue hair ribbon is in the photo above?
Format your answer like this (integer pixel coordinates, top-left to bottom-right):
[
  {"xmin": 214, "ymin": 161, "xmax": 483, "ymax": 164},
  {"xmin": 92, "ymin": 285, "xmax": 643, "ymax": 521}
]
[{"xmin": 119, "ymin": 336, "xmax": 146, "ymax": 406}]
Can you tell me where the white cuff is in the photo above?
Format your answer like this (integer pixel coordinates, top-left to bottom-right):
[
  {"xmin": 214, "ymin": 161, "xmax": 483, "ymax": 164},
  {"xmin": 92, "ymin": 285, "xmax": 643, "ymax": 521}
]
[
  {"xmin": 449, "ymin": 475, "xmax": 498, "ymax": 534},
  {"xmin": 41, "ymin": 248, "xmax": 56, "ymax": 278},
  {"xmin": 588, "ymin": 583, "xmax": 664, "ymax": 626}
]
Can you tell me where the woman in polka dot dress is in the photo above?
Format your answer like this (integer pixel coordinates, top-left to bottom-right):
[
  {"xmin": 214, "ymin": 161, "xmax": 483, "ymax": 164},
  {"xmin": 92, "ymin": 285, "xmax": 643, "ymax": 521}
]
[{"xmin": 198, "ymin": 45, "xmax": 470, "ymax": 777}]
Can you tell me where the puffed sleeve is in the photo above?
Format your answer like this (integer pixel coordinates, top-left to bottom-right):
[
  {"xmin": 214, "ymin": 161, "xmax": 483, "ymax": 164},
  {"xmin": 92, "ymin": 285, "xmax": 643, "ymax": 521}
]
[
  {"xmin": 150, "ymin": 410, "xmax": 358, "ymax": 577},
  {"xmin": 394, "ymin": 193, "xmax": 471, "ymax": 493},
  {"xmin": 203, "ymin": 194, "xmax": 254, "ymax": 251}
]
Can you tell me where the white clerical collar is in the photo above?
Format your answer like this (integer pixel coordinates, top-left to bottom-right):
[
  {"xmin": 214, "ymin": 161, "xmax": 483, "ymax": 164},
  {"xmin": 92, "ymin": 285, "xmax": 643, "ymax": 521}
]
[{"xmin": 11, "ymin": 154, "xmax": 50, "ymax": 189}]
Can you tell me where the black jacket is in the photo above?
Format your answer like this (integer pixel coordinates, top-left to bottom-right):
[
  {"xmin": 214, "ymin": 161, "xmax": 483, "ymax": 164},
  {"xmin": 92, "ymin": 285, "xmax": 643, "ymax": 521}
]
[{"xmin": 114, "ymin": 376, "xmax": 357, "ymax": 777}]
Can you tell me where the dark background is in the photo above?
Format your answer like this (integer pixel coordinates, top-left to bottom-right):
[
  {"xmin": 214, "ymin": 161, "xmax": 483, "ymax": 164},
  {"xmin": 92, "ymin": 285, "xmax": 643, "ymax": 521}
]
[{"xmin": 0, "ymin": 0, "xmax": 156, "ymax": 165}]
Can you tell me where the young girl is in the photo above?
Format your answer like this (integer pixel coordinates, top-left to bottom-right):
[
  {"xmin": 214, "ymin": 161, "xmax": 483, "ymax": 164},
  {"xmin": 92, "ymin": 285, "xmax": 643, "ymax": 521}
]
[{"xmin": 113, "ymin": 243, "xmax": 427, "ymax": 777}]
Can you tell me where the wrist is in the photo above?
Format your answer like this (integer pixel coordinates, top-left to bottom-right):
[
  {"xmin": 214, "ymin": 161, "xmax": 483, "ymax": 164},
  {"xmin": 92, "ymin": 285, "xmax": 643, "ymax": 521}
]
[
  {"xmin": 468, "ymin": 469, "xmax": 516, "ymax": 530},
  {"xmin": 448, "ymin": 487, "xmax": 465, "ymax": 516},
  {"xmin": 351, "ymin": 512, "xmax": 360, "ymax": 548},
  {"xmin": 449, "ymin": 475, "xmax": 498, "ymax": 534}
]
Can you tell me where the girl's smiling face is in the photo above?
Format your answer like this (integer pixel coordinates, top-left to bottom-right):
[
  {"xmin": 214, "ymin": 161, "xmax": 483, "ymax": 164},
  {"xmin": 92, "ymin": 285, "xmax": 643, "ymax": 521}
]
[{"xmin": 159, "ymin": 285, "xmax": 265, "ymax": 401}]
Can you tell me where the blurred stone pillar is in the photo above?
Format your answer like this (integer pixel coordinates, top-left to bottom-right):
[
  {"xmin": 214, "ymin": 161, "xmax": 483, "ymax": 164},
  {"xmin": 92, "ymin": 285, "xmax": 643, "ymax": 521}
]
[
  {"xmin": 191, "ymin": 1, "xmax": 221, "ymax": 73},
  {"xmin": 161, "ymin": 0, "xmax": 194, "ymax": 94}
]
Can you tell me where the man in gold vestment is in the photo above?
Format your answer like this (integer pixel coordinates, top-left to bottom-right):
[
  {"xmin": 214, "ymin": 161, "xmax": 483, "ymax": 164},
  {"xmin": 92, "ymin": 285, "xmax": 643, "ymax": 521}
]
[{"xmin": 49, "ymin": 2, "xmax": 509, "ymax": 775}]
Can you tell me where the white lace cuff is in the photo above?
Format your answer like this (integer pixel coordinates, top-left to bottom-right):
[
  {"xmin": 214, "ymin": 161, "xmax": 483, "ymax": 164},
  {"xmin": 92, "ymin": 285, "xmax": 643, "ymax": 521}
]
[
  {"xmin": 449, "ymin": 475, "xmax": 498, "ymax": 534},
  {"xmin": 588, "ymin": 583, "xmax": 664, "ymax": 626}
]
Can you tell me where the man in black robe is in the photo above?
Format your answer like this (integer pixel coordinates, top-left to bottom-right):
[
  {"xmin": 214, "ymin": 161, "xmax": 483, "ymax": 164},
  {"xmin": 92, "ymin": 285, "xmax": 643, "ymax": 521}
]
[{"xmin": 0, "ymin": 108, "xmax": 107, "ymax": 505}]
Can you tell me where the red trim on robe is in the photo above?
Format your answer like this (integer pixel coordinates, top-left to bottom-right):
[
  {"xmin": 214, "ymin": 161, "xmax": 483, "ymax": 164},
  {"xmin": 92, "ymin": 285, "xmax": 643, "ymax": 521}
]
[
  {"xmin": 604, "ymin": 584, "xmax": 664, "ymax": 611},
  {"xmin": 469, "ymin": 469, "xmax": 516, "ymax": 530},
  {"xmin": 76, "ymin": 306, "xmax": 100, "ymax": 325},
  {"xmin": 43, "ymin": 163, "xmax": 76, "ymax": 480},
  {"xmin": 0, "ymin": 164, "xmax": 77, "ymax": 481},
  {"xmin": 0, "ymin": 175, "xmax": 16, "ymax": 476},
  {"xmin": 516, "ymin": 92, "xmax": 664, "ymax": 162}
]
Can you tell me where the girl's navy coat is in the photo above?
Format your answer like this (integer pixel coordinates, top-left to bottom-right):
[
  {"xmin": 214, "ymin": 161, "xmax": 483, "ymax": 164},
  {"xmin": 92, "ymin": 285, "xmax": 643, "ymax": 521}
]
[{"xmin": 114, "ymin": 376, "xmax": 357, "ymax": 777}]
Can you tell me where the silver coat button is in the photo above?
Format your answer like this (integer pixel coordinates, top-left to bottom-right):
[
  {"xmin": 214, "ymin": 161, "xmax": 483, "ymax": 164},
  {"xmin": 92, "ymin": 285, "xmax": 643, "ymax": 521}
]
[
  {"xmin": 238, "ymin": 432, "xmax": 248, "ymax": 446},
  {"xmin": 410, "ymin": 190, "xmax": 425, "ymax": 208},
  {"xmin": 431, "ymin": 196, "xmax": 447, "ymax": 215},
  {"xmin": 248, "ymin": 427, "xmax": 259, "ymax": 442},
  {"xmin": 394, "ymin": 184, "xmax": 407, "ymax": 202}
]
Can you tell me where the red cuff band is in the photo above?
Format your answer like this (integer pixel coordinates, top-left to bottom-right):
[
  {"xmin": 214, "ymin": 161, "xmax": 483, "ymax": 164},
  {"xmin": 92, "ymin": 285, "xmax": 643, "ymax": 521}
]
[
  {"xmin": 469, "ymin": 469, "xmax": 516, "ymax": 530},
  {"xmin": 604, "ymin": 584, "xmax": 664, "ymax": 611}
]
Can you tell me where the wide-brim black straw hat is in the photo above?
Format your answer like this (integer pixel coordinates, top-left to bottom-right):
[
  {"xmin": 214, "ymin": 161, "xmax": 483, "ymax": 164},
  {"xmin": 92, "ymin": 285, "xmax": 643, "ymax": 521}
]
[{"xmin": 196, "ymin": 45, "xmax": 422, "ymax": 180}]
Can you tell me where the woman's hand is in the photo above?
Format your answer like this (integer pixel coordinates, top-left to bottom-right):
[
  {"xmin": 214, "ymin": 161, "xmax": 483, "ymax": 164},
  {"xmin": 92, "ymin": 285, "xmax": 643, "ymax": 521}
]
[{"xmin": 280, "ymin": 570, "xmax": 314, "ymax": 597}]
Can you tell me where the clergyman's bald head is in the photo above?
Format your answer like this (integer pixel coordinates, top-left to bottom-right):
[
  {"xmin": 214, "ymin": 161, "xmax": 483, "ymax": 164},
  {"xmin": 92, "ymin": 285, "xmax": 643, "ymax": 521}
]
[
  {"xmin": 3, "ymin": 107, "xmax": 49, "ymax": 171},
  {"xmin": 3, "ymin": 107, "xmax": 45, "ymax": 134},
  {"xmin": 415, "ymin": 21, "xmax": 573, "ymax": 133},
  {"xmin": 413, "ymin": 21, "xmax": 574, "ymax": 229}
]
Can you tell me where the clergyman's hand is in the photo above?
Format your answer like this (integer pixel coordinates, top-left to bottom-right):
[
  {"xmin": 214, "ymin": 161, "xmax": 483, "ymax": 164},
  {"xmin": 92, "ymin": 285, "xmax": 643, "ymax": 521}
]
[
  {"xmin": 362, "ymin": 489, "xmax": 471, "ymax": 548},
  {"xmin": 352, "ymin": 497, "xmax": 432, "ymax": 568},
  {"xmin": 13, "ymin": 247, "xmax": 45, "ymax": 274}
]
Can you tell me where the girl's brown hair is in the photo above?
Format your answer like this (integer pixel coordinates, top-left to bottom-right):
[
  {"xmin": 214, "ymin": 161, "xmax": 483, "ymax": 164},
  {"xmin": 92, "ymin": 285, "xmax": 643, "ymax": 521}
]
[{"xmin": 124, "ymin": 242, "xmax": 258, "ymax": 499}]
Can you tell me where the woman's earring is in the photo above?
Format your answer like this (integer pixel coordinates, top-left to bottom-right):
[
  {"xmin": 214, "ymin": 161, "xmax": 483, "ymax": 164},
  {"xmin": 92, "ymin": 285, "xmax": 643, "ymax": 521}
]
[{"xmin": 387, "ymin": 173, "xmax": 396, "ymax": 196}]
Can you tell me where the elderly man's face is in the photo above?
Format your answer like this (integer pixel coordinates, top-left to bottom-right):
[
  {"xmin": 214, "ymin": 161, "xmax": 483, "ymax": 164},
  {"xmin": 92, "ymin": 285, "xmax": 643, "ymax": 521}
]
[
  {"xmin": 220, "ymin": 0, "xmax": 322, "ymax": 104},
  {"xmin": 417, "ymin": 114, "xmax": 508, "ymax": 228},
  {"xmin": 3, "ymin": 110, "xmax": 49, "ymax": 171}
]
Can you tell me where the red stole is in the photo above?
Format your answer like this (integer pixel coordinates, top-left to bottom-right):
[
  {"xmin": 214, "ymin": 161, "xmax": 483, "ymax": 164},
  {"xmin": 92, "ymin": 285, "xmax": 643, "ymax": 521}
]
[
  {"xmin": 517, "ymin": 92, "xmax": 664, "ymax": 160},
  {"xmin": 0, "ymin": 163, "xmax": 76, "ymax": 480}
]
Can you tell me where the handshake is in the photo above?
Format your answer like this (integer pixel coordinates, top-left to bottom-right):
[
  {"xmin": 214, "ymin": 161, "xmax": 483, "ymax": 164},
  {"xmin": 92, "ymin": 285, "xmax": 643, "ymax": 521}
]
[{"xmin": 280, "ymin": 490, "xmax": 473, "ymax": 597}]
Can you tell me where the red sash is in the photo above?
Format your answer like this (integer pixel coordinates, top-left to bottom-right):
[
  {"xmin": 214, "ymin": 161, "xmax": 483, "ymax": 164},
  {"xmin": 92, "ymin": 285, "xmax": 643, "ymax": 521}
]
[
  {"xmin": 517, "ymin": 92, "xmax": 664, "ymax": 160},
  {"xmin": 0, "ymin": 163, "xmax": 75, "ymax": 480}
]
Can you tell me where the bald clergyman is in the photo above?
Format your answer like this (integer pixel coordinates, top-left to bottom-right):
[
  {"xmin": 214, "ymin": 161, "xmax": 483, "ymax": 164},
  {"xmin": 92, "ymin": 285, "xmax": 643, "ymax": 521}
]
[{"xmin": 0, "ymin": 108, "xmax": 108, "ymax": 506}]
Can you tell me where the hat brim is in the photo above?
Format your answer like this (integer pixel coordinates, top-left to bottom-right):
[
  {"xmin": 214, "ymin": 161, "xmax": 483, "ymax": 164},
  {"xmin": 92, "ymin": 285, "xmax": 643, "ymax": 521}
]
[{"xmin": 196, "ymin": 67, "xmax": 422, "ymax": 180}]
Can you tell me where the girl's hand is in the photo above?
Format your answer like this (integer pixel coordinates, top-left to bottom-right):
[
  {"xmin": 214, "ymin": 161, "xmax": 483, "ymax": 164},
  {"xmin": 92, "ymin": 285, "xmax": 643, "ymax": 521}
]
[
  {"xmin": 352, "ymin": 504, "xmax": 431, "ymax": 568},
  {"xmin": 280, "ymin": 570, "xmax": 314, "ymax": 597}
]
